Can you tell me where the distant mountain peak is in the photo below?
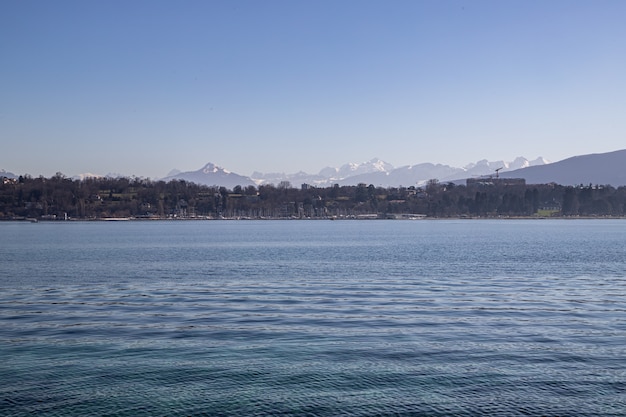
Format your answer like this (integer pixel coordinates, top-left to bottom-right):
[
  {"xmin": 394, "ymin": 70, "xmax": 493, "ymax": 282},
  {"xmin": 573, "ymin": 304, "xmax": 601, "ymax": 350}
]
[
  {"xmin": 163, "ymin": 162, "xmax": 254, "ymax": 188},
  {"xmin": 73, "ymin": 172, "xmax": 103, "ymax": 180},
  {"xmin": 201, "ymin": 162, "xmax": 227, "ymax": 174},
  {"xmin": 530, "ymin": 156, "xmax": 550, "ymax": 165},
  {"xmin": 336, "ymin": 158, "xmax": 394, "ymax": 179},
  {"xmin": 0, "ymin": 169, "xmax": 17, "ymax": 179},
  {"xmin": 463, "ymin": 156, "xmax": 547, "ymax": 172}
]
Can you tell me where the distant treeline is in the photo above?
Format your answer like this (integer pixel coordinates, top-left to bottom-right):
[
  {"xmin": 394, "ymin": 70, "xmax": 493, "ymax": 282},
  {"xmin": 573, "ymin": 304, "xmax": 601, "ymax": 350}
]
[{"xmin": 1, "ymin": 173, "xmax": 626, "ymax": 219}]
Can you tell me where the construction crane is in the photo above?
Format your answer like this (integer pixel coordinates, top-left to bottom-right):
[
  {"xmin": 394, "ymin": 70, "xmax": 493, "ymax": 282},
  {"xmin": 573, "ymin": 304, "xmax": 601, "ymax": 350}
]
[{"xmin": 495, "ymin": 167, "xmax": 503, "ymax": 178}]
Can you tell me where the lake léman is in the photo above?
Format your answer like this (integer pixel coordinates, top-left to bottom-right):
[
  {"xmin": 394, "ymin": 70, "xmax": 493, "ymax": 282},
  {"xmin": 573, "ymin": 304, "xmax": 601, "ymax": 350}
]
[{"xmin": 1, "ymin": 219, "xmax": 625, "ymax": 416}]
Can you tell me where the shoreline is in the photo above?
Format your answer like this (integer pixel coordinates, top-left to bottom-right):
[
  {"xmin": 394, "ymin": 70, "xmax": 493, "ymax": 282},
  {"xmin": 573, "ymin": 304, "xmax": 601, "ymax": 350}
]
[{"xmin": 3, "ymin": 215, "xmax": 626, "ymax": 222}]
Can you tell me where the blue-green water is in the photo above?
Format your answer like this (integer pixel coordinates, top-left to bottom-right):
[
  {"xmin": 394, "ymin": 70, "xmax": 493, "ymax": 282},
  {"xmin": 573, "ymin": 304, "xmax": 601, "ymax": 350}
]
[{"xmin": 1, "ymin": 220, "xmax": 625, "ymax": 416}]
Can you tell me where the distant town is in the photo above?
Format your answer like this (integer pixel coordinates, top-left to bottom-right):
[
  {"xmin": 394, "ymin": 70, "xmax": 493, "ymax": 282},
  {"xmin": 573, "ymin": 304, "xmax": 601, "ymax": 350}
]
[{"xmin": 1, "ymin": 173, "xmax": 625, "ymax": 220}]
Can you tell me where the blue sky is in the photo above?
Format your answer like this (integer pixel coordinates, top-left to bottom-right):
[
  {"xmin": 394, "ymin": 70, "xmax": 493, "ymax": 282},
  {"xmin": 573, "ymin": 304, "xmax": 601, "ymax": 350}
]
[{"xmin": 2, "ymin": 0, "xmax": 625, "ymax": 178}]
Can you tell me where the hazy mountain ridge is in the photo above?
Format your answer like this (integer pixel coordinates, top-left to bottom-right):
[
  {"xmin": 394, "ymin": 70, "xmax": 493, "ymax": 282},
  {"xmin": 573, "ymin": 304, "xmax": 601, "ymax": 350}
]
[
  {"xmin": 499, "ymin": 149, "xmax": 626, "ymax": 186},
  {"xmin": 0, "ymin": 169, "xmax": 18, "ymax": 179}
]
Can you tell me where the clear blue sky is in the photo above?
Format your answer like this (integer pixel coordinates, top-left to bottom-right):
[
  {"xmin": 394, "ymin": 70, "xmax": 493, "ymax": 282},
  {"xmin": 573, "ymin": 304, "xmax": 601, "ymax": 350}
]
[{"xmin": 2, "ymin": 0, "xmax": 625, "ymax": 178}]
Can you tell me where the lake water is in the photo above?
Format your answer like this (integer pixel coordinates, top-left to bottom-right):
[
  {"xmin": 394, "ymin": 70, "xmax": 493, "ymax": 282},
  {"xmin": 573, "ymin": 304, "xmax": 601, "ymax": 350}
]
[{"xmin": 1, "ymin": 219, "xmax": 625, "ymax": 416}]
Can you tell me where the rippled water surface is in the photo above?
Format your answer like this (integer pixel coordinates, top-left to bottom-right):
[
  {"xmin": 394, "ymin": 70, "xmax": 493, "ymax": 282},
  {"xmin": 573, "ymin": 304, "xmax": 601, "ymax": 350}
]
[{"xmin": 1, "ymin": 220, "xmax": 625, "ymax": 416}]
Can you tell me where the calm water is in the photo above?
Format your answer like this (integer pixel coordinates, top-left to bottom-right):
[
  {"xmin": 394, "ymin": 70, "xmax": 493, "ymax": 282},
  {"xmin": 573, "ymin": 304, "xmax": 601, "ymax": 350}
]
[{"xmin": 1, "ymin": 220, "xmax": 625, "ymax": 416}]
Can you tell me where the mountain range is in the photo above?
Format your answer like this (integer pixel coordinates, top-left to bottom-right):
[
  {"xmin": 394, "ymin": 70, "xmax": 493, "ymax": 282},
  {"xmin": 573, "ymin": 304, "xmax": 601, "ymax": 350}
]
[
  {"xmin": 163, "ymin": 156, "xmax": 551, "ymax": 188},
  {"xmin": 163, "ymin": 149, "xmax": 626, "ymax": 188},
  {"xmin": 4, "ymin": 149, "xmax": 626, "ymax": 188}
]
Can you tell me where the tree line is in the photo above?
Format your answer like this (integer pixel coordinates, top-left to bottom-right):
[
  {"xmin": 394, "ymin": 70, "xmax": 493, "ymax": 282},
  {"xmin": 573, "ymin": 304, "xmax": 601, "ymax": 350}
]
[{"xmin": 1, "ymin": 173, "xmax": 626, "ymax": 220}]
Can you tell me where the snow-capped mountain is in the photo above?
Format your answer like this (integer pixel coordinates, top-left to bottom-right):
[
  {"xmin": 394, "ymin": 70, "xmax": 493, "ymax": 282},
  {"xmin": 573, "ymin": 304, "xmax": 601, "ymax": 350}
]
[
  {"xmin": 317, "ymin": 158, "xmax": 395, "ymax": 181},
  {"xmin": 250, "ymin": 158, "xmax": 396, "ymax": 187},
  {"xmin": 72, "ymin": 173, "xmax": 103, "ymax": 181},
  {"xmin": 335, "ymin": 158, "xmax": 395, "ymax": 179},
  {"xmin": 463, "ymin": 156, "xmax": 548, "ymax": 173},
  {"xmin": 162, "ymin": 162, "xmax": 256, "ymax": 188}
]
